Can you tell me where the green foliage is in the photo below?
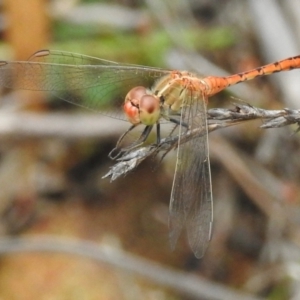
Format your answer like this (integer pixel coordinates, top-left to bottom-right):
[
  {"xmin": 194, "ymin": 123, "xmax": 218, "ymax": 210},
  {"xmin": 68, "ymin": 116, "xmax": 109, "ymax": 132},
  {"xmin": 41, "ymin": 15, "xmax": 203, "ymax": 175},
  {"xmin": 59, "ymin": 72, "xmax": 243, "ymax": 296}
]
[{"xmin": 53, "ymin": 21, "xmax": 235, "ymax": 67}]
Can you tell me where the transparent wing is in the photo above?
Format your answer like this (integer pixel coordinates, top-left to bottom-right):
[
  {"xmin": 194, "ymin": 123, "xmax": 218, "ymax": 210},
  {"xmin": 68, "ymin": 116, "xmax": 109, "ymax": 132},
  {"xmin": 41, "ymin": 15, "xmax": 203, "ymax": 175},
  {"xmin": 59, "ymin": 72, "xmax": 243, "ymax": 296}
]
[
  {"xmin": 169, "ymin": 89, "xmax": 213, "ymax": 258},
  {"xmin": 0, "ymin": 50, "xmax": 170, "ymax": 120}
]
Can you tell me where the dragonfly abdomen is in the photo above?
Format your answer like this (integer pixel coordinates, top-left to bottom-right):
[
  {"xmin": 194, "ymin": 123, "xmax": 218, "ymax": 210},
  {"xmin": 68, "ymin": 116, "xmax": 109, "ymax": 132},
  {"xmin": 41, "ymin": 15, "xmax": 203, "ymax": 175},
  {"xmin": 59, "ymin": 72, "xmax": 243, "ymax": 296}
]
[{"xmin": 203, "ymin": 55, "xmax": 300, "ymax": 96}]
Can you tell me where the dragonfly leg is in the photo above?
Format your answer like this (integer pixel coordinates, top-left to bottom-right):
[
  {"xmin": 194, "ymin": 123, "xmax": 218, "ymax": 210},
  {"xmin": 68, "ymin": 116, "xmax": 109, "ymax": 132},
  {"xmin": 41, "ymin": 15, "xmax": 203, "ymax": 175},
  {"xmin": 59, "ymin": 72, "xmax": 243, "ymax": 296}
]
[
  {"xmin": 169, "ymin": 117, "xmax": 189, "ymax": 129},
  {"xmin": 138, "ymin": 125, "xmax": 154, "ymax": 144},
  {"xmin": 109, "ymin": 124, "xmax": 153, "ymax": 160},
  {"xmin": 156, "ymin": 122, "xmax": 161, "ymax": 144},
  {"xmin": 109, "ymin": 124, "xmax": 137, "ymax": 159}
]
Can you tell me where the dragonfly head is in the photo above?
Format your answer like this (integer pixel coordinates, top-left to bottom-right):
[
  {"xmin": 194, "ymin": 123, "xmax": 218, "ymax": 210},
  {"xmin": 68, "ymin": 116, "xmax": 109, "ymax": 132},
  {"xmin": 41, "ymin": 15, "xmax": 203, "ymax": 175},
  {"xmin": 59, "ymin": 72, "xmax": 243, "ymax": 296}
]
[{"xmin": 124, "ymin": 86, "xmax": 160, "ymax": 126}]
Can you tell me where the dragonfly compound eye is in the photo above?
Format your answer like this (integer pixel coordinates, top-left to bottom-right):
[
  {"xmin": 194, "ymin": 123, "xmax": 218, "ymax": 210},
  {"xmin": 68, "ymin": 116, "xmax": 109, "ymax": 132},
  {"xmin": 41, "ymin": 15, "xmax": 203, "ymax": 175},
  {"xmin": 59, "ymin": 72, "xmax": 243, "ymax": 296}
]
[
  {"xmin": 124, "ymin": 86, "xmax": 148, "ymax": 125},
  {"xmin": 139, "ymin": 94, "xmax": 160, "ymax": 125}
]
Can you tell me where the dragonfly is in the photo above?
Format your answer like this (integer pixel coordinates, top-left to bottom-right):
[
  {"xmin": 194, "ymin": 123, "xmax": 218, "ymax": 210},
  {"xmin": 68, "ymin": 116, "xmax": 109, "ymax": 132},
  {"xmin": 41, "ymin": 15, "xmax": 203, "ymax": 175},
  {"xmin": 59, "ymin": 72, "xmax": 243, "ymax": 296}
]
[{"xmin": 0, "ymin": 50, "xmax": 299, "ymax": 258}]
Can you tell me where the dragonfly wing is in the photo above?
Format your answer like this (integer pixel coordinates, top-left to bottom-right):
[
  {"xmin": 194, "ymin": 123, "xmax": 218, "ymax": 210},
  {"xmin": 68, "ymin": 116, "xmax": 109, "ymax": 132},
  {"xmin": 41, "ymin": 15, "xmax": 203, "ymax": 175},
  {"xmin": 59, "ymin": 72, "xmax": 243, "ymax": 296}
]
[
  {"xmin": 169, "ymin": 89, "xmax": 213, "ymax": 258},
  {"xmin": 29, "ymin": 50, "xmax": 170, "ymax": 70},
  {"xmin": 0, "ymin": 50, "xmax": 170, "ymax": 119}
]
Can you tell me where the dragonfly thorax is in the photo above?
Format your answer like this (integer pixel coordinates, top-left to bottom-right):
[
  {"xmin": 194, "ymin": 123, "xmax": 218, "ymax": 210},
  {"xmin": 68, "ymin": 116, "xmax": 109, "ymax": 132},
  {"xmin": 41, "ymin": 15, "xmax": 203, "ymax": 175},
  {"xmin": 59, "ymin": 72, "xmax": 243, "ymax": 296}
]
[{"xmin": 154, "ymin": 71, "xmax": 207, "ymax": 115}]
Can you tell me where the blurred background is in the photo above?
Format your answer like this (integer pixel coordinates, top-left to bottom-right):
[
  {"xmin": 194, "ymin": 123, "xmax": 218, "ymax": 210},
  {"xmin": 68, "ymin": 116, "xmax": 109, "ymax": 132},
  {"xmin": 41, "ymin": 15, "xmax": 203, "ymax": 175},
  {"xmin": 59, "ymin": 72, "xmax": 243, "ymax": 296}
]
[{"xmin": 0, "ymin": 0, "xmax": 300, "ymax": 299}]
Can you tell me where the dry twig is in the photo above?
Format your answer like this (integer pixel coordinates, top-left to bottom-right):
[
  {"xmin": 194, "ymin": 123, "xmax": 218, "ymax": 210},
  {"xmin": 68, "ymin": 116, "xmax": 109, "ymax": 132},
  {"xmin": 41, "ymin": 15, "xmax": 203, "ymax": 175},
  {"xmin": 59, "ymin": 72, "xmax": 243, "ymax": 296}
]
[{"xmin": 104, "ymin": 104, "xmax": 300, "ymax": 180}]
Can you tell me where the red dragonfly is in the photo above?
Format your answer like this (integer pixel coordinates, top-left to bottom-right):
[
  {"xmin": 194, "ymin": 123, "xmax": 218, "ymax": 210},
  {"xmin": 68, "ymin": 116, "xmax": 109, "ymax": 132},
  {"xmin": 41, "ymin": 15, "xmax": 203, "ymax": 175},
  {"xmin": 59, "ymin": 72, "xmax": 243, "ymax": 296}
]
[{"xmin": 0, "ymin": 50, "xmax": 299, "ymax": 258}]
